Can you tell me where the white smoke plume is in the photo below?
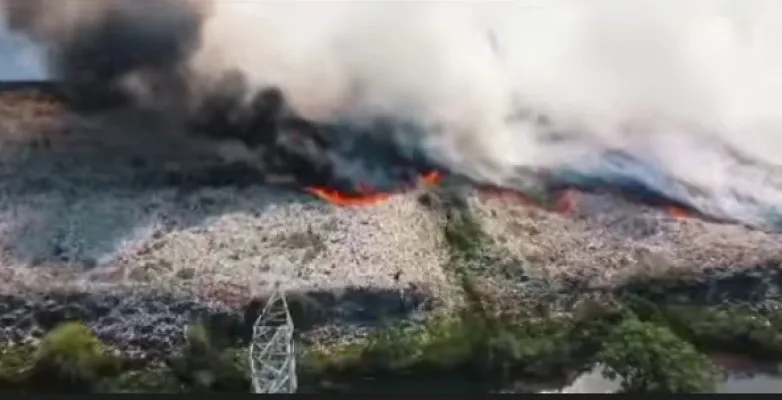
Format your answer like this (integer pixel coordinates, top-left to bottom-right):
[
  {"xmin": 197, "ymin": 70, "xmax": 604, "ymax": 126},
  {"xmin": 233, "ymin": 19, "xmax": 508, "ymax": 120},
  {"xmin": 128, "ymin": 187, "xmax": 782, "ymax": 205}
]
[{"xmin": 4, "ymin": 0, "xmax": 782, "ymax": 228}]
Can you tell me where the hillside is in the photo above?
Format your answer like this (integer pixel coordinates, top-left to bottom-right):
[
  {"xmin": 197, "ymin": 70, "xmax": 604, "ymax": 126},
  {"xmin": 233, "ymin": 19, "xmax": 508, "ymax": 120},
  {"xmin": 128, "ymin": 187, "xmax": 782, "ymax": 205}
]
[{"xmin": 0, "ymin": 85, "xmax": 781, "ymax": 392}]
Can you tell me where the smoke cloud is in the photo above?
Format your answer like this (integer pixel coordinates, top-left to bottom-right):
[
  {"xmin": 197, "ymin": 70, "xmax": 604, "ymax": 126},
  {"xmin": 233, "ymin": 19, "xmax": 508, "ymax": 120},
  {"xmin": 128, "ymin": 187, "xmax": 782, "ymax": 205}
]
[{"xmin": 4, "ymin": 0, "xmax": 782, "ymax": 228}]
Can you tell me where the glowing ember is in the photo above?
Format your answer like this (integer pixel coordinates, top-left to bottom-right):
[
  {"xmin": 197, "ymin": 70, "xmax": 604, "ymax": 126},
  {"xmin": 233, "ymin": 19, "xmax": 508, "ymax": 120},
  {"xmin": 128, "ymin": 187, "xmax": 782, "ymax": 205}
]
[
  {"xmin": 553, "ymin": 188, "xmax": 580, "ymax": 214},
  {"xmin": 305, "ymin": 168, "xmax": 699, "ymax": 224},
  {"xmin": 666, "ymin": 205, "xmax": 690, "ymax": 221},
  {"xmin": 419, "ymin": 170, "xmax": 443, "ymax": 186},
  {"xmin": 304, "ymin": 187, "xmax": 392, "ymax": 206},
  {"xmin": 306, "ymin": 170, "xmax": 444, "ymax": 206}
]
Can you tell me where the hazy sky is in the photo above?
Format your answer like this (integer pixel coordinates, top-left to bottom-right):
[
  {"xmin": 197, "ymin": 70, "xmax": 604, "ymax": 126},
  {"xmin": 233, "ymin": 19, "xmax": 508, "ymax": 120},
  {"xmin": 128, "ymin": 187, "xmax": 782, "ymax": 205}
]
[{"xmin": 0, "ymin": 25, "xmax": 46, "ymax": 80}]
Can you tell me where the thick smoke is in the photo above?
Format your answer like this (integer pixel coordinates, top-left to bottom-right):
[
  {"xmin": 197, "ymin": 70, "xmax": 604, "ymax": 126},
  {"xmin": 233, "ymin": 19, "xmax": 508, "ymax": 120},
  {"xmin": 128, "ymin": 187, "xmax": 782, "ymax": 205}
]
[{"xmin": 4, "ymin": 0, "xmax": 782, "ymax": 227}]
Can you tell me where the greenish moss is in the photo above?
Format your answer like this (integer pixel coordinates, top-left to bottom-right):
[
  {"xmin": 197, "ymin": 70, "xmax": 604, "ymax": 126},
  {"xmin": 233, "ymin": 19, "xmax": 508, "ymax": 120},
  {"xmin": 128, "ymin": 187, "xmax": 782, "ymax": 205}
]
[
  {"xmin": 441, "ymin": 211, "xmax": 500, "ymax": 317},
  {"xmin": 443, "ymin": 212, "xmax": 487, "ymax": 261}
]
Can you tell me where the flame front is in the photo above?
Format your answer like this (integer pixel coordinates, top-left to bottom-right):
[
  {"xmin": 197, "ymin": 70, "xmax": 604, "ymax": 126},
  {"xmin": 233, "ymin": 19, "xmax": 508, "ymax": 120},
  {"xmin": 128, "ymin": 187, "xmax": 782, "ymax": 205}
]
[
  {"xmin": 666, "ymin": 205, "xmax": 690, "ymax": 221},
  {"xmin": 306, "ymin": 170, "xmax": 444, "ymax": 206}
]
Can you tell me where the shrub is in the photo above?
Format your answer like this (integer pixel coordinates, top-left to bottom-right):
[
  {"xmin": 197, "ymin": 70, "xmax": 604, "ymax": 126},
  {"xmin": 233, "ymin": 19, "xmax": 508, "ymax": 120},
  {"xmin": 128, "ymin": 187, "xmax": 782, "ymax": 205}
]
[
  {"xmin": 599, "ymin": 317, "xmax": 721, "ymax": 393},
  {"xmin": 29, "ymin": 322, "xmax": 118, "ymax": 392},
  {"xmin": 0, "ymin": 344, "xmax": 37, "ymax": 391},
  {"xmin": 166, "ymin": 323, "xmax": 250, "ymax": 392}
]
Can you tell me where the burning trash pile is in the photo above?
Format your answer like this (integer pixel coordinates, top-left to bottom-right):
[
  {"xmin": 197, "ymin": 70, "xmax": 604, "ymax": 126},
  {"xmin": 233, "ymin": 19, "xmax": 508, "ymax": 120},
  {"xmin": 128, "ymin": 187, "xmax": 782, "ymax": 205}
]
[
  {"xmin": 0, "ymin": 1, "xmax": 781, "ymax": 310},
  {"xmin": 2, "ymin": 1, "xmax": 782, "ymax": 374},
  {"xmin": 0, "ymin": 0, "xmax": 779, "ymax": 256},
  {"xmin": 184, "ymin": 75, "xmax": 445, "ymax": 205},
  {"xmin": 5, "ymin": 0, "xmax": 782, "ymax": 231}
]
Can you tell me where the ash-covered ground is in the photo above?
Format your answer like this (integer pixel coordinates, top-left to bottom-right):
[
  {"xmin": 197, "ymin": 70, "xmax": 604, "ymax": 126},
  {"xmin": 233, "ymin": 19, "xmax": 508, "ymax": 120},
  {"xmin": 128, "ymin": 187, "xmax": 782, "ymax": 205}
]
[{"xmin": 0, "ymin": 85, "xmax": 781, "ymax": 357}]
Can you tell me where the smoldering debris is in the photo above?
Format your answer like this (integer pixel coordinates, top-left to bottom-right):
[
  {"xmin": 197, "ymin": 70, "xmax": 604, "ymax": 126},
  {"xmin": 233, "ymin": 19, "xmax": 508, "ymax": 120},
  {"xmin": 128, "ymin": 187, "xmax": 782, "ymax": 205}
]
[
  {"xmin": 5, "ymin": 1, "xmax": 782, "ymax": 230},
  {"xmin": 1, "ymin": 0, "xmax": 443, "ymax": 195},
  {"xmin": 0, "ymin": 90, "xmax": 780, "ymax": 315},
  {"xmin": 182, "ymin": 71, "xmax": 439, "ymax": 194}
]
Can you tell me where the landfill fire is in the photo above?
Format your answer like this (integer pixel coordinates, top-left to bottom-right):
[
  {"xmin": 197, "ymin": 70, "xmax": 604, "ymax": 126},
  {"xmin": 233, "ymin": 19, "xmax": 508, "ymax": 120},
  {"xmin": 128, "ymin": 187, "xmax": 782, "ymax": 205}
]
[
  {"xmin": 194, "ymin": 90, "xmax": 705, "ymax": 222},
  {"xmin": 6, "ymin": 0, "xmax": 782, "ymax": 231},
  {"xmin": 183, "ymin": 80, "xmax": 695, "ymax": 216},
  {"xmin": 182, "ymin": 78, "xmax": 448, "ymax": 205},
  {"xmin": 0, "ymin": 78, "xmax": 721, "ymax": 227},
  {"xmin": 305, "ymin": 170, "xmax": 443, "ymax": 207}
]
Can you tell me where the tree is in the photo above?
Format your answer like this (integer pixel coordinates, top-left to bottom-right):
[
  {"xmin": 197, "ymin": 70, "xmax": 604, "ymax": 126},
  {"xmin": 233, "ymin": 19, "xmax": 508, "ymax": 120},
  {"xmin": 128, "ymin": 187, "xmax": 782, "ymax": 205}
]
[
  {"xmin": 29, "ymin": 322, "xmax": 118, "ymax": 392},
  {"xmin": 599, "ymin": 316, "xmax": 721, "ymax": 393}
]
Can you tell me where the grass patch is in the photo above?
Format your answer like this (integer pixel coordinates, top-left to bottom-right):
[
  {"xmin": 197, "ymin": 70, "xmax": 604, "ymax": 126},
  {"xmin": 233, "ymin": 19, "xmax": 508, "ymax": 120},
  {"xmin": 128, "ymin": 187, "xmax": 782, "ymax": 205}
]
[
  {"xmin": 441, "ymin": 210, "xmax": 508, "ymax": 317},
  {"xmin": 443, "ymin": 211, "xmax": 487, "ymax": 261}
]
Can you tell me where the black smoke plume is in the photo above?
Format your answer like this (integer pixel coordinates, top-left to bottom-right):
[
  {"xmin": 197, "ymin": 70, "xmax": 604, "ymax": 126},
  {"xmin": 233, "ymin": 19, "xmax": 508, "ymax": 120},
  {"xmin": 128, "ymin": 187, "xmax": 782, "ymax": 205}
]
[{"xmin": 1, "ymin": 0, "xmax": 437, "ymax": 193}]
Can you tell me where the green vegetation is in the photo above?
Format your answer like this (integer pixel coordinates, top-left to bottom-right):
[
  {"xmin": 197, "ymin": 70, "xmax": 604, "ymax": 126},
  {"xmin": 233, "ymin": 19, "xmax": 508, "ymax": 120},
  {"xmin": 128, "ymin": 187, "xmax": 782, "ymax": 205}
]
[
  {"xmin": 1, "ymin": 209, "xmax": 782, "ymax": 393},
  {"xmin": 104, "ymin": 321, "xmax": 251, "ymax": 393},
  {"xmin": 600, "ymin": 317, "xmax": 720, "ymax": 393},
  {"xmin": 297, "ymin": 210, "xmax": 742, "ymax": 393},
  {"xmin": 618, "ymin": 294, "xmax": 782, "ymax": 360},
  {"xmin": 164, "ymin": 323, "xmax": 250, "ymax": 392},
  {"xmin": 3, "ymin": 300, "xmax": 782, "ymax": 393},
  {"xmin": 301, "ymin": 310, "xmax": 596, "ymax": 383},
  {"xmin": 299, "ymin": 303, "xmax": 613, "ymax": 392},
  {"xmin": 300, "ymin": 304, "xmax": 731, "ymax": 393},
  {"xmin": 0, "ymin": 322, "xmax": 250, "ymax": 393},
  {"xmin": 0, "ymin": 322, "xmax": 118, "ymax": 392}
]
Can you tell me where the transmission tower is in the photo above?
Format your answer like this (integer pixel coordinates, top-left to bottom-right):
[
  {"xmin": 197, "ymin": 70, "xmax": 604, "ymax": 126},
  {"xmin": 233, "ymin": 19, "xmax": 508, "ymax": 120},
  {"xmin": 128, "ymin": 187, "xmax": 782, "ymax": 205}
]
[{"xmin": 249, "ymin": 287, "xmax": 297, "ymax": 393}]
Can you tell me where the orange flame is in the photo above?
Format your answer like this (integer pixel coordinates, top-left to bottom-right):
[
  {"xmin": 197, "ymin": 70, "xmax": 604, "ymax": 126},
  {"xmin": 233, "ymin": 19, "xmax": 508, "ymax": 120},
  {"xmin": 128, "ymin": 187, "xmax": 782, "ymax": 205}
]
[
  {"xmin": 553, "ymin": 188, "xmax": 580, "ymax": 214},
  {"xmin": 666, "ymin": 205, "xmax": 690, "ymax": 221},
  {"xmin": 419, "ymin": 170, "xmax": 444, "ymax": 186},
  {"xmin": 306, "ymin": 170, "xmax": 444, "ymax": 206}
]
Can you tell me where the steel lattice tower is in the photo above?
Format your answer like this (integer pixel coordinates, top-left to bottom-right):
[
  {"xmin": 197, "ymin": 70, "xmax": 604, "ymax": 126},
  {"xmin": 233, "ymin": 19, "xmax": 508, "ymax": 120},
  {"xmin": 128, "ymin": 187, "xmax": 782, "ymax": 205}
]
[{"xmin": 249, "ymin": 288, "xmax": 297, "ymax": 393}]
